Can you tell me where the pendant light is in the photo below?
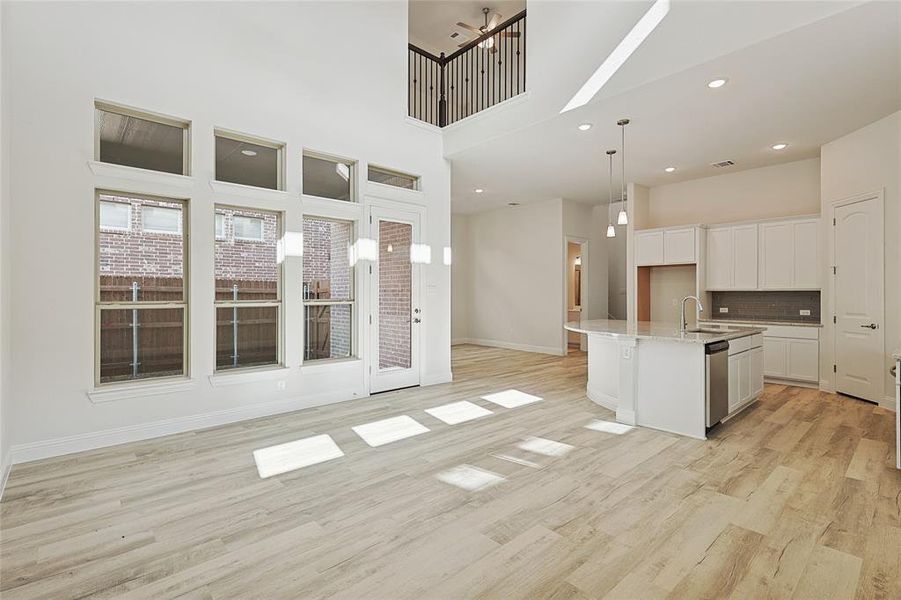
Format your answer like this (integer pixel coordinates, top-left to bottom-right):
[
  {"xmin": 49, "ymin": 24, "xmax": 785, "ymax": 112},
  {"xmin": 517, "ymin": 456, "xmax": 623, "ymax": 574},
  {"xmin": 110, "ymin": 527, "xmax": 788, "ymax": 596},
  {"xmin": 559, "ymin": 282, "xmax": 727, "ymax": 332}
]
[
  {"xmin": 606, "ymin": 149, "xmax": 617, "ymax": 238},
  {"xmin": 617, "ymin": 118, "xmax": 630, "ymax": 226}
]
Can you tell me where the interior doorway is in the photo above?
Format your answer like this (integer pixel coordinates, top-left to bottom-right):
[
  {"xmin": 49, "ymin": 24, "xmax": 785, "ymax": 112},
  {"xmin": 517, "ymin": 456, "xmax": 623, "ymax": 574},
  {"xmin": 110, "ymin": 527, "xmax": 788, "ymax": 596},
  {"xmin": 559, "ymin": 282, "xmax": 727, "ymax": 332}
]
[{"xmin": 565, "ymin": 238, "xmax": 588, "ymax": 354}]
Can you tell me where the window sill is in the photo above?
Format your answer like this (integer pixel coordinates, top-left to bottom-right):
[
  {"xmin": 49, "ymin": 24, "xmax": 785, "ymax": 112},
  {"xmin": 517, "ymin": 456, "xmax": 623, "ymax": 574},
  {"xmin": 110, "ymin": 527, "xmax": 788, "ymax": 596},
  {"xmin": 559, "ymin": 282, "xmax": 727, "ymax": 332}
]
[
  {"xmin": 208, "ymin": 365, "xmax": 290, "ymax": 387},
  {"xmin": 88, "ymin": 161, "xmax": 194, "ymax": 189},
  {"xmin": 301, "ymin": 357, "xmax": 361, "ymax": 374},
  {"xmin": 301, "ymin": 195, "xmax": 363, "ymax": 220},
  {"xmin": 88, "ymin": 377, "xmax": 197, "ymax": 403},
  {"xmin": 209, "ymin": 180, "xmax": 295, "ymax": 203}
]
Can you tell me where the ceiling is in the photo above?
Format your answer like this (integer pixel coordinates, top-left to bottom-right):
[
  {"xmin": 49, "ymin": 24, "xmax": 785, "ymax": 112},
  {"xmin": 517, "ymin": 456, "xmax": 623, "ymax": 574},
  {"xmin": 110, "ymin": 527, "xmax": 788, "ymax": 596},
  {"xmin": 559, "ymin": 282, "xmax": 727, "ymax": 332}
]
[
  {"xmin": 409, "ymin": 0, "xmax": 526, "ymax": 56},
  {"xmin": 450, "ymin": 1, "xmax": 901, "ymax": 214}
]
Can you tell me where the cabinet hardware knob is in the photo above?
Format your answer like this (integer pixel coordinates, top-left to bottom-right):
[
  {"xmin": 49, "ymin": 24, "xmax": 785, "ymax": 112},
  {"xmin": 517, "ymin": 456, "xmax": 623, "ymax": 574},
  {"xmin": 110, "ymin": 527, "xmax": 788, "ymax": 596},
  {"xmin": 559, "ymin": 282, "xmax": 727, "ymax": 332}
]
[{"xmin": 860, "ymin": 323, "xmax": 878, "ymax": 329}]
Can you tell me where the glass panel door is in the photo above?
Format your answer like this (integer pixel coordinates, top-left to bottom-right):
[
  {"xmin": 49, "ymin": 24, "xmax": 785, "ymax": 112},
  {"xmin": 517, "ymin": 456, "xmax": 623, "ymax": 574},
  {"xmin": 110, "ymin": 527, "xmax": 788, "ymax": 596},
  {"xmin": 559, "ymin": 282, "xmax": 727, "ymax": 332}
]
[{"xmin": 370, "ymin": 206, "xmax": 421, "ymax": 393}]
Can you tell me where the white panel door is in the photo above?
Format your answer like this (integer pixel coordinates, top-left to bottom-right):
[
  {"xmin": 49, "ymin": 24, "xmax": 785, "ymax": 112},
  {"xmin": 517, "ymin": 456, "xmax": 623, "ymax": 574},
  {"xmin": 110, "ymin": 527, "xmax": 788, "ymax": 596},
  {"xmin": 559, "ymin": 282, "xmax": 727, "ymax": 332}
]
[
  {"xmin": 663, "ymin": 228, "xmax": 695, "ymax": 264},
  {"xmin": 763, "ymin": 338, "xmax": 787, "ymax": 378},
  {"xmin": 834, "ymin": 197, "xmax": 884, "ymax": 402},
  {"xmin": 635, "ymin": 231, "xmax": 664, "ymax": 266},
  {"xmin": 759, "ymin": 222, "xmax": 794, "ymax": 289},
  {"xmin": 369, "ymin": 206, "xmax": 422, "ymax": 394},
  {"xmin": 793, "ymin": 220, "xmax": 819, "ymax": 289},
  {"xmin": 706, "ymin": 227, "xmax": 733, "ymax": 289},
  {"xmin": 733, "ymin": 224, "xmax": 759, "ymax": 289},
  {"xmin": 786, "ymin": 339, "xmax": 819, "ymax": 382}
]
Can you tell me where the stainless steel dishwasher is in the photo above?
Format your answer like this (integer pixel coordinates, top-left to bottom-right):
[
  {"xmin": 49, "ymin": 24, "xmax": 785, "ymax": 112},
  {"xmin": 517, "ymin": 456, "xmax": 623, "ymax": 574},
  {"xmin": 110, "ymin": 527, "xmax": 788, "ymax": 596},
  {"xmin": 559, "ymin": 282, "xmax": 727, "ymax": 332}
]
[{"xmin": 705, "ymin": 341, "xmax": 730, "ymax": 428}]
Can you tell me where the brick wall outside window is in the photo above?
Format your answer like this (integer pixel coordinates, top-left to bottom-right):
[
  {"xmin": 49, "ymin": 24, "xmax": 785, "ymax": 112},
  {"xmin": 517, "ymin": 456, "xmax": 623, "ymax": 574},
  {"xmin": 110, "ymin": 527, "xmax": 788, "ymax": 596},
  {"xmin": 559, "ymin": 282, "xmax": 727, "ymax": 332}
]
[
  {"xmin": 303, "ymin": 218, "xmax": 352, "ymax": 359},
  {"xmin": 378, "ymin": 220, "xmax": 412, "ymax": 369}
]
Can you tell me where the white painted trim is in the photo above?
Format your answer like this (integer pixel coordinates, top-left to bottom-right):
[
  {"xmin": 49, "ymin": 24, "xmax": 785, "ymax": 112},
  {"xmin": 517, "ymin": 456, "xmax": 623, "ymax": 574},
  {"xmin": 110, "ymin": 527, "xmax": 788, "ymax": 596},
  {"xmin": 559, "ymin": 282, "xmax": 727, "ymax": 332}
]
[
  {"xmin": 208, "ymin": 366, "xmax": 291, "ymax": 387},
  {"xmin": 0, "ymin": 454, "xmax": 11, "ymax": 501},
  {"xmin": 88, "ymin": 160, "xmax": 194, "ymax": 189},
  {"xmin": 421, "ymin": 371, "xmax": 453, "ymax": 386},
  {"xmin": 300, "ymin": 357, "xmax": 362, "ymax": 374},
  {"xmin": 453, "ymin": 338, "xmax": 565, "ymax": 356},
  {"xmin": 879, "ymin": 395, "xmax": 896, "ymax": 412},
  {"xmin": 209, "ymin": 180, "xmax": 295, "ymax": 203},
  {"xmin": 763, "ymin": 377, "xmax": 819, "ymax": 389},
  {"xmin": 451, "ymin": 338, "xmax": 470, "ymax": 346},
  {"xmin": 88, "ymin": 378, "xmax": 198, "ymax": 403},
  {"xmin": 615, "ymin": 407, "xmax": 638, "ymax": 427},
  {"xmin": 586, "ymin": 386, "xmax": 618, "ymax": 412},
  {"xmin": 10, "ymin": 387, "xmax": 365, "ymax": 464},
  {"xmin": 301, "ymin": 195, "xmax": 364, "ymax": 220},
  {"xmin": 403, "ymin": 115, "xmax": 442, "ymax": 135},
  {"xmin": 441, "ymin": 91, "xmax": 532, "ymax": 133}
]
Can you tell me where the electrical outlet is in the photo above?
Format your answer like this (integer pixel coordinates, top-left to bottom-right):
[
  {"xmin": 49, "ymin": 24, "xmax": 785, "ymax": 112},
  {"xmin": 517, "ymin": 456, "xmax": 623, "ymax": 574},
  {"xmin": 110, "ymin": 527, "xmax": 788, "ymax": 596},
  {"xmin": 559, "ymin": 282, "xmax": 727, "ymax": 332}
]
[
  {"xmin": 799, "ymin": 309, "xmax": 811, "ymax": 316},
  {"xmin": 719, "ymin": 307, "xmax": 729, "ymax": 313}
]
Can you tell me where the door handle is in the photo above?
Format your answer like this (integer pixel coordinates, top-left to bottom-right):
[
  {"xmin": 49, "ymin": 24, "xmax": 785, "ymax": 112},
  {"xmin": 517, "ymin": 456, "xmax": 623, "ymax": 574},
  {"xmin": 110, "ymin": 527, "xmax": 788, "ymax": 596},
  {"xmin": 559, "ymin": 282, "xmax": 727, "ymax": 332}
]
[
  {"xmin": 860, "ymin": 323, "xmax": 878, "ymax": 329},
  {"xmin": 413, "ymin": 318, "xmax": 421, "ymax": 324}
]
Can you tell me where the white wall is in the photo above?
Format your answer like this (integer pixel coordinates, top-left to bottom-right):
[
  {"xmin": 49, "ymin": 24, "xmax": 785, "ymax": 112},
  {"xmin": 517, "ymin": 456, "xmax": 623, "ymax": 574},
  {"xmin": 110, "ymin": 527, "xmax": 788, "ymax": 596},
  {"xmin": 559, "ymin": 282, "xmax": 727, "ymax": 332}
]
[
  {"xmin": 820, "ymin": 111, "xmax": 901, "ymax": 403},
  {"xmin": 0, "ymin": 2, "xmax": 11, "ymax": 489},
  {"xmin": 646, "ymin": 158, "xmax": 821, "ymax": 227},
  {"xmin": 451, "ymin": 213, "xmax": 471, "ymax": 343},
  {"xmin": 649, "ymin": 265, "xmax": 697, "ymax": 324},
  {"xmin": 3, "ymin": 2, "xmax": 451, "ymax": 461},
  {"xmin": 563, "ymin": 200, "xmax": 608, "ymax": 322}
]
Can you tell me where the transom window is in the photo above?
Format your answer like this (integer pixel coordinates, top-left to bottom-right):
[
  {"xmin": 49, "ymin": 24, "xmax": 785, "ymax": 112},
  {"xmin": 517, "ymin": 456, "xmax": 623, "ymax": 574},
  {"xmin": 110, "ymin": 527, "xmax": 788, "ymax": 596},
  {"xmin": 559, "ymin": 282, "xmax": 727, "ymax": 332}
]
[
  {"xmin": 303, "ymin": 152, "xmax": 355, "ymax": 202},
  {"xmin": 303, "ymin": 216, "xmax": 354, "ymax": 361},
  {"xmin": 95, "ymin": 191, "xmax": 188, "ymax": 385},
  {"xmin": 368, "ymin": 165, "xmax": 420, "ymax": 191},
  {"xmin": 214, "ymin": 206, "xmax": 282, "ymax": 370},
  {"xmin": 215, "ymin": 131, "xmax": 284, "ymax": 191},
  {"xmin": 95, "ymin": 101, "xmax": 190, "ymax": 175}
]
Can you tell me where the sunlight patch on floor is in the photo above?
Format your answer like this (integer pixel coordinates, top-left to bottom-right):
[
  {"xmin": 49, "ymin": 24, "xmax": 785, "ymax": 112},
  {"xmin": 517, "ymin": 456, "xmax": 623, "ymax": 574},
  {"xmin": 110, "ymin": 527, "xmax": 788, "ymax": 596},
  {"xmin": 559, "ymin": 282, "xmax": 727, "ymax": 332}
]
[
  {"xmin": 585, "ymin": 419, "xmax": 634, "ymax": 435},
  {"xmin": 352, "ymin": 415, "xmax": 430, "ymax": 447},
  {"xmin": 517, "ymin": 436, "xmax": 574, "ymax": 457},
  {"xmin": 435, "ymin": 464, "xmax": 506, "ymax": 491},
  {"xmin": 253, "ymin": 434, "xmax": 344, "ymax": 479},
  {"xmin": 425, "ymin": 400, "xmax": 493, "ymax": 425},
  {"xmin": 481, "ymin": 389, "xmax": 543, "ymax": 408}
]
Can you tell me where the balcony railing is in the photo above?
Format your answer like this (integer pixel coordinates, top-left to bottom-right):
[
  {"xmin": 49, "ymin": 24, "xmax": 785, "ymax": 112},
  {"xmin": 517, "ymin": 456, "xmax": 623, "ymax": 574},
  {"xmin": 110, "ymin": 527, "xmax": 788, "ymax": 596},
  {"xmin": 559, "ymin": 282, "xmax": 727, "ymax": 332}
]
[{"xmin": 408, "ymin": 10, "xmax": 526, "ymax": 127}]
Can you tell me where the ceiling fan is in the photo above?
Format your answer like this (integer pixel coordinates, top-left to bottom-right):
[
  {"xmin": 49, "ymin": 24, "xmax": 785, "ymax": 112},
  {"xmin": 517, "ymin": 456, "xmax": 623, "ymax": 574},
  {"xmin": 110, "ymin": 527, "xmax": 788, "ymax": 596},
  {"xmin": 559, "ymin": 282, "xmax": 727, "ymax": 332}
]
[{"xmin": 456, "ymin": 7, "xmax": 520, "ymax": 52}]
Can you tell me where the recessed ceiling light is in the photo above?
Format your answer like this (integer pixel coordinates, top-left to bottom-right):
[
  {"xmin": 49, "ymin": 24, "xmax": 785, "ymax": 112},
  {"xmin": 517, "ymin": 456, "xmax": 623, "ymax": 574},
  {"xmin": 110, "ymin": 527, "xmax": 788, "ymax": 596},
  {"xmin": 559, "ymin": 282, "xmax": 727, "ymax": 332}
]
[
  {"xmin": 241, "ymin": 149, "xmax": 258, "ymax": 156},
  {"xmin": 664, "ymin": 166, "xmax": 676, "ymax": 173},
  {"xmin": 707, "ymin": 78, "xmax": 728, "ymax": 89},
  {"xmin": 578, "ymin": 123, "xmax": 593, "ymax": 131},
  {"xmin": 771, "ymin": 143, "xmax": 788, "ymax": 150},
  {"xmin": 475, "ymin": 188, "xmax": 484, "ymax": 193}
]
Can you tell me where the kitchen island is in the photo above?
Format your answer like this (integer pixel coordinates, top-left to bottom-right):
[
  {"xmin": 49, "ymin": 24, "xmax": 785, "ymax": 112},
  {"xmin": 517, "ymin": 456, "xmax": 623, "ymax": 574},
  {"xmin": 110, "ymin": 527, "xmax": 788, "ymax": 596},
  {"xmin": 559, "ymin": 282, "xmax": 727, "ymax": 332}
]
[{"xmin": 565, "ymin": 320, "xmax": 765, "ymax": 439}]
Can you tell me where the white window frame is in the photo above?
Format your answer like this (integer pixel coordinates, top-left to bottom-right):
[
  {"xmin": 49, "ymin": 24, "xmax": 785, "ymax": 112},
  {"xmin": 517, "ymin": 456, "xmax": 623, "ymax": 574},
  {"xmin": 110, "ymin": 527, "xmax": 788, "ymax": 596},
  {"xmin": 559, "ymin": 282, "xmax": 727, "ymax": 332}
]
[
  {"xmin": 94, "ymin": 100, "xmax": 192, "ymax": 176},
  {"xmin": 233, "ymin": 215, "xmax": 265, "ymax": 242},
  {"xmin": 302, "ymin": 150, "xmax": 357, "ymax": 203},
  {"xmin": 214, "ymin": 129, "xmax": 286, "ymax": 191},
  {"xmin": 94, "ymin": 190, "xmax": 189, "ymax": 386},
  {"xmin": 141, "ymin": 204, "xmax": 183, "ymax": 235},
  {"xmin": 99, "ymin": 199, "xmax": 132, "ymax": 232},
  {"xmin": 215, "ymin": 212, "xmax": 227, "ymax": 239},
  {"xmin": 367, "ymin": 164, "xmax": 421, "ymax": 191},
  {"xmin": 214, "ymin": 205, "xmax": 284, "ymax": 372},
  {"xmin": 302, "ymin": 216, "xmax": 357, "ymax": 363}
]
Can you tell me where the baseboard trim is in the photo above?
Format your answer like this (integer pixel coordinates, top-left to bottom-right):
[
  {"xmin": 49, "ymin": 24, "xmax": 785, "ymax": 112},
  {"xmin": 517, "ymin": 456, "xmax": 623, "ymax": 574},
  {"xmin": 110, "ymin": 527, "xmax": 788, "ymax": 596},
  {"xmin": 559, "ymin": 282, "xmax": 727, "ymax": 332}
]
[
  {"xmin": 586, "ymin": 386, "xmax": 618, "ymax": 412},
  {"xmin": 0, "ymin": 453, "xmax": 11, "ymax": 501},
  {"xmin": 765, "ymin": 377, "xmax": 819, "ymax": 389},
  {"xmin": 421, "ymin": 371, "xmax": 453, "ymax": 386},
  {"xmin": 879, "ymin": 395, "xmax": 896, "ymax": 411},
  {"xmin": 455, "ymin": 338, "xmax": 565, "ymax": 356},
  {"xmin": 9, "ymin": 387, "xmax": 366, "ymax": 465}
]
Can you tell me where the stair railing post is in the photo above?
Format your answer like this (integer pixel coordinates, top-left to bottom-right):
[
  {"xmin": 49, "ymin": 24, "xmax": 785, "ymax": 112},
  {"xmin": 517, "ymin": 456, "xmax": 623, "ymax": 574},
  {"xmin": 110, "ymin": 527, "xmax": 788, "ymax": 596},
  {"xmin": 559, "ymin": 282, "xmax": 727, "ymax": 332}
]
[{"xmin": 438, "ymin": 52, "xmax": 447, "ymax": 127}]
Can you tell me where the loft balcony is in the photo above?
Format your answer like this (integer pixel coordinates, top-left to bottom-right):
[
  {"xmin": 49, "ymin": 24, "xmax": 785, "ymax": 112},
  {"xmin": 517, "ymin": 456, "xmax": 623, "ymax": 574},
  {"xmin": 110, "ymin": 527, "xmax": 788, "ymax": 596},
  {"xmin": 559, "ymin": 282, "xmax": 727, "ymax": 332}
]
[{"xmin": 408, "ymin": 9, "xmax": 526, "ymax": 128}]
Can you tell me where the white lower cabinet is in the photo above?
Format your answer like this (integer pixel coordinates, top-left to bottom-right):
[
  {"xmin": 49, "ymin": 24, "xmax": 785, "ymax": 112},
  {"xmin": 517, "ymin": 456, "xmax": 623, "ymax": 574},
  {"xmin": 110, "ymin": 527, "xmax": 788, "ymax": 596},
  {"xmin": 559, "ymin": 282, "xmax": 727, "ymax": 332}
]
[
  {"xmin": 728, "ymin": 337, "xmax": 764, "ymax": 414},
  {"xmin": 761, "ymin": 335, "xmax": 819, "ymax": 383},
  {"xmin": 750, "ymin": 347, "xmax": 764, "ymax": 397}
]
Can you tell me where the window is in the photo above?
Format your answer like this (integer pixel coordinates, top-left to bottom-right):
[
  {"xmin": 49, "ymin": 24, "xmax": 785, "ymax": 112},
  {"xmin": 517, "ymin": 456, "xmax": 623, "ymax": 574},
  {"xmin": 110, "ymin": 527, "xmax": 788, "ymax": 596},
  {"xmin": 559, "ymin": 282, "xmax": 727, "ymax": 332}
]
[
  {"xmin": 368, "ymin": 165, "xmax": 420, "ymax": 191},
  {"xmin": 215, "ymin": 212, "xmax": 226, "ymax": 239},
  {"xmin": 96, "ymin": 192, "xmax": 187, "ymax": 385},
  {"xmin": 142, "ymin": 205, "xmax": 182, "ymax": 234},
  {"xmin": 215, "ymin": 131, "xmax": 283, "ymax": 190},
  {"xmin": 234, "ymin": 215, "xmax": 264, "ymax": 241},
  {"xmin": 215, "ymin": 206, "xmax": 282, "ymax": 370},
  {"xmin": 95, "ymin": 101, "xmax": 190, "ymax": 175},
  {"xmin": 303, "ymin": 152, "xmax": 355, "ymax": 201},
  {"xmin": 303, "ymin": 217, "xmax": 354, "ymax": 361},
  {"xmin": 99, "ymin": 200, "xmax": 131, "ymax": 231}
]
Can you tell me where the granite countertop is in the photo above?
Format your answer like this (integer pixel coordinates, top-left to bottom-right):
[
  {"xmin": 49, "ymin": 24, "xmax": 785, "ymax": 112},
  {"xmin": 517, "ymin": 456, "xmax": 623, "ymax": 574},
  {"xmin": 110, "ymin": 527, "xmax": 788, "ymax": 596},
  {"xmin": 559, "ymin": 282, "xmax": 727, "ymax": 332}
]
[
  {"xmin": 700, "ymin": 318, "xmax": 823, "ymax": 328},
  {"xmin": 565, "ymin": 319, "xmax": 766, "ymax": 344}
]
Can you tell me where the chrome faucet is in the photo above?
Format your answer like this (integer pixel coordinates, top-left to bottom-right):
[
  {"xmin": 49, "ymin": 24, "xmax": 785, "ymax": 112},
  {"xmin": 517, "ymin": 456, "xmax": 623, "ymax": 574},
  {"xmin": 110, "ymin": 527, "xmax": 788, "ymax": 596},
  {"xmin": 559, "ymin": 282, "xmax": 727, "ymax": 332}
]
[{"xmin": 680, "ymin": 295, "xmax": 704, "ymax": 334}]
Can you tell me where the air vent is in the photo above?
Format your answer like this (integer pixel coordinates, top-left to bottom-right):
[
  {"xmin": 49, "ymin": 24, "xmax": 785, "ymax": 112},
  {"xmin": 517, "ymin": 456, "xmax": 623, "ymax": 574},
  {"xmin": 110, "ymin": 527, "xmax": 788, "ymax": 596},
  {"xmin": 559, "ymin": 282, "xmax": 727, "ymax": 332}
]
[
  {"xmin": 711, "ymin": 160, "xmax": 735, "ymax": 168},
  {"xmin": 450, "ymin": 32, "xmax": 459, "ymax": 39}
]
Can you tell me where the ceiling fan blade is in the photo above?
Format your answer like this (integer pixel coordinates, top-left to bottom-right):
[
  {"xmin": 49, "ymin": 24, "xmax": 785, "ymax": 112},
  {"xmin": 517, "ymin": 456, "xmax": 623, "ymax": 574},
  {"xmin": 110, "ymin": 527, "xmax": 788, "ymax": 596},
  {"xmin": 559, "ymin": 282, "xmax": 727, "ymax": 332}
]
[
  {"xmin": 456, "ymin": 21, "xmax": 482, "ymax": 34},
  {"xmin": 487, "ymin": 13, "xmax": 502, "ymax": 29}
]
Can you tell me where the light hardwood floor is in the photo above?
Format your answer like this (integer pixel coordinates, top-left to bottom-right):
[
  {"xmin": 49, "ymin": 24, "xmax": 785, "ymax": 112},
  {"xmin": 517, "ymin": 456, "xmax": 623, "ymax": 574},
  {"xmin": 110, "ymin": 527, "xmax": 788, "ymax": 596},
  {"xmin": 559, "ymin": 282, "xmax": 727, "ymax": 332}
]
[{"xmin": 1, "ymin": 345, "xmax": 899, "ymax": 599}]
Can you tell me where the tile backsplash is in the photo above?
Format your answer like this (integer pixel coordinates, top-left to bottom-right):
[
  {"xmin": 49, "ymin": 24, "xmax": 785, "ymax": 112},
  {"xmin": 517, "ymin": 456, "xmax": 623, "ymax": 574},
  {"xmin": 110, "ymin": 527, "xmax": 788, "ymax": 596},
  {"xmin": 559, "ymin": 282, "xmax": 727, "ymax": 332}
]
[{"xmin": 710, "ymin": 291, "xmax": 821, "ymax": 323}]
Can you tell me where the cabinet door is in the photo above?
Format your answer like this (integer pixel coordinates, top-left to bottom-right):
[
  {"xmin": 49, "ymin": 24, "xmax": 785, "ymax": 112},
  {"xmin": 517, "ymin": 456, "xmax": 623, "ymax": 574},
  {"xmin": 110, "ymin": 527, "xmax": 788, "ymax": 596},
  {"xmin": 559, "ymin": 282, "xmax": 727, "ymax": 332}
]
[
  {"xmin": 759, "ymin": 222, "xmax": 794, "ymax": 289},
  {"xmin": 749, "ymin": 347, "xmax": 764, "ymax": 397},
  {"xmin": 733, "ymin": 224, "xmax": 759, "ymax": 289},
  {"xmin": 635, "ymin": 231, "xmax": 664, "ymax": 266},
  {"xmin": 787, "ymin": 339, "xmax": 819, "ymax": 382},
  {"xmin": 728, "ymin": 354, "xmax": 741, "ymax": 412},
  {"xmin": 792, "ymin": 220, "xmax": 819, "ymax": 289},
  {"xmin": 739, "ymin": 352, "xmax": 752, "ymax": 404},
  {"xmin": 763, "ymin": 338, "xmax": 787, "ymax": 378},
  {"xmin": 706, "ymin": 227, "xmax": 733, "ymax": 289},
  {"xmin": 664, "ymin": 228, "xmax": 695, "ymax": 264}
]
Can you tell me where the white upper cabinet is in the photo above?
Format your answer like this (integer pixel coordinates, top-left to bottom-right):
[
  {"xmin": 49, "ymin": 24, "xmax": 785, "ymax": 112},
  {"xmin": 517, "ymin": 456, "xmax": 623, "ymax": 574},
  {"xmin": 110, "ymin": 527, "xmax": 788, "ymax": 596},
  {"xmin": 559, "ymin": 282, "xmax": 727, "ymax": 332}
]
[
  {"xmin": 705, "ymin": 224, "xmax": 757, "ymax": 290},
  {"xmin": 759, "ymin": 218, "xmax": 819, "ymax": 290},
  {"xmin": 635, "ymin": 227, "xmax": 698, "ymax": 266}
]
